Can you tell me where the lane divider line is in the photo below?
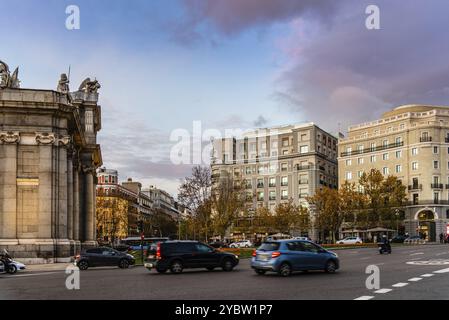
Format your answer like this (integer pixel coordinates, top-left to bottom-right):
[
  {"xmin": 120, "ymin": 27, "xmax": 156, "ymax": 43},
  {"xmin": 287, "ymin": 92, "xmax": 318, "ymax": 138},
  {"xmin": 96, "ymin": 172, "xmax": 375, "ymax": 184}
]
[
  {"xmin": 354, "ymin": 296, "xmax": 375, "ymax": 300},
  {"xmin": 374, "ymin": 288, "xmax": 393, "ymax": 294},
  {"xmin": 408, "ymin": 277, "xmax": 422, "ymax": 282},
  {"xmin": 434, "ymin": 268, "xmax": 449, "ymax": 274},
  {"xmin": 392, "ymin": 282, "xmax": 409, "ymax": 288},
  {"xmin": 421, "ymin": 274, "xmax": 434, "ymax": 277}
]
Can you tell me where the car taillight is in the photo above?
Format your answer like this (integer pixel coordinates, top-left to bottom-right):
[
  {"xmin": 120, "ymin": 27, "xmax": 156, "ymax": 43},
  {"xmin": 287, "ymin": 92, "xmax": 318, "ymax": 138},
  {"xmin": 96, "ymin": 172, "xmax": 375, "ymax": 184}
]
[
  {"xmin": 271, "ymin": 251, "xmax": 281, "ymax": 258},
  {"xmin": 252, "ymin": 250, "xmax": 257, "ymax": 257},
  {"xmin": 156, "ymin": 243, "xmax": 161, "ymax": 260}
]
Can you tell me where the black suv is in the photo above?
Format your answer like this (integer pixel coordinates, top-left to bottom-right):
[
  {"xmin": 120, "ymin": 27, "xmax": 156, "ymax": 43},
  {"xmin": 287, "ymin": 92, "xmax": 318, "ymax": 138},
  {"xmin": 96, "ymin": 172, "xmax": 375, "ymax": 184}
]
[
  {"xmin": 75, "ymin": 247, "xmax": 135, "ymax": 270},
  {"xmin": 144, "ymin": 241, "xmax": 239, "ymax": 274}
]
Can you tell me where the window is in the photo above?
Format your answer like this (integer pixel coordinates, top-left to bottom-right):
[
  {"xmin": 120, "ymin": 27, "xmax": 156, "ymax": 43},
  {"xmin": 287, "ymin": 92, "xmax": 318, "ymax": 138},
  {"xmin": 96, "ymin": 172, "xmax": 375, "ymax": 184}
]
[
  {"xmin": 382, "ymin": 167, "xmax": 389, "ymax": 175},
  {"xmin": 412, "ymin": 162, "xmax": 419, "ymax": 170},
  {"xmin": 434, "ymin": 192, "xmax": 439, "ymax": 203},
  {"xmin": 300, "ymin": 134, "xmax": 307, "ymax": 141},
  {"xmin": 281, "ymin": 176, "xmax": 288, "ymax": 186},
  {"xmin": 299, "ymin": 145, "xmax": 309, "ymax": 154},
  {"xmin": 400, "ymin": 123, "xmax": 405, "ymax": 130},
  {"xmin": 434, "ymin": 146, "xmax": 439, "ymax": 154},
  {"xmin": 345, "ymin": 172, "xmax": 352, "ymax": 180},
  {"xmin": 396, "ymin": 165, "xmax": 402, "ymax": 173},
  {"xmin": 281, "ymin": 190, "xmax": 288, "ymax": 200},
  {"xmin": 413, "ymin": 194, "xmax": 419, "ymax": 205},
  {"xmin": 257, "ymin": 179, "xmax": 264, "ymax": 188},
  {"xmin": 358, "ymin": 171, "xmax": 363, "ymax": 178},
  {"xmin": 282, "ymin": 138, "xmax": 289, "ymax": 147},
  {"xmin": 299, "ymin": 188, "xmax": 308, "ymax": 198},
  {"xmin": 370, "ymin": 155, "xmax": 376, "ymax": 163},
  {"xmin": 412, "ymin": 148, "xmax": 418, "ymax": 156},
  {"xmin": 383, "ymin": 140, "xmax": 388, "ymax": 147},
  {"xmin": 346, "ymin": 159, "xmax": 352, "ymax": 166},
  {"xmin": 245, "ymin": 167, "xmax": 251, "ymax": 175},
  {"xmin": 269, "ymin": 191, "xmax": 276, "ymax": 201},
  {"xmin": 357, "ymin": 145, "xmax": 364, "ymax": 152},
  {"xmin": 357, "ymin": 158, "xmax": 364, "ymax": 165},
  {"xmin": 370, "ymin": 142, "xmax": 376, "ymax": 150},
  {"xmin": 434, "ymin": 161, "xmax": 439, "ymax": 169},
  {"xmin": 395, "ymin": 150, "xmax": 402, "ymax": 159},
  {"xmin": 245, "ymin": 179, "xmax": 252, "ymax": 189},
  {"xmin": 395, "ymin": 137, "xmax": 402, "ymax": 144},
  {"xmin": 281, "ymin": 163, "xmax": 288, "ymax": 172},
  {"xmin": 257, "ymin": 192, "xmax": 264, "ymax": 201},
  {"xmin": 282, "ymin": 150, "xmax": 289, "ymax": 155},
  {"xmin": 269, "ymin": 177, "xmax": 276, "ymax": 187},
  {"xmin": 382, "ymin": 153, "xmax": 389, "ymax": 161}
]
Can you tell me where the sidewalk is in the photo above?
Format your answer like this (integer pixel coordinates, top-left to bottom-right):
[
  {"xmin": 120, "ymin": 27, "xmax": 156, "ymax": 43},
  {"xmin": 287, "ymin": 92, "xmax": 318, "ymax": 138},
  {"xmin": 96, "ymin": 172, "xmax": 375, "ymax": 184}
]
[{"xmin": 23, "ymin": 263, "xmax": 73, "ymax": 272}]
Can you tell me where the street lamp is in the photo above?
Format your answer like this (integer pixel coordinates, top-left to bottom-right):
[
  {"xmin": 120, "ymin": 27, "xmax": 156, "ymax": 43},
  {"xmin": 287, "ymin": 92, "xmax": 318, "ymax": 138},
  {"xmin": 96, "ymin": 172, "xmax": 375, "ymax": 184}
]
[{"xmin": 395, "ymin": 209, "xmax": 400, "ymax": 235}]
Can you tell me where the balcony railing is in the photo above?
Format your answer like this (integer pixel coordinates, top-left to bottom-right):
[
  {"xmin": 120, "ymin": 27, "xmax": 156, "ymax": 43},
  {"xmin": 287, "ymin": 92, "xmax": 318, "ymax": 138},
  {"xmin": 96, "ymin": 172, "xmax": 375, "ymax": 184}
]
[
  {"xmin": 408, "ymin": 184, "xmax": 422, "ymax": 191},
  {"xmin": 340, "ymin": 142, "xmax": 404, "ymax": 157},
  {"xmin": 296, "ymin": 164, "xmax": 311, "ymax": 171},
  {"xmin": 420, "ymin": 136, "xmax": 432, "ymax": 142},
  {"xmin": 299, "ymin": 180, "xmax": 309, "ymax": 184},
  {"xmin": 408, "ymin": 200, "xmax": 449, "ymax": 206},
  {"xmin": 431, "ymin": 183, "xmax": 444, "ymax": 189},
  {"xmin": 257, "ymin": 184, "xmax": 264, "ymax": 189}
]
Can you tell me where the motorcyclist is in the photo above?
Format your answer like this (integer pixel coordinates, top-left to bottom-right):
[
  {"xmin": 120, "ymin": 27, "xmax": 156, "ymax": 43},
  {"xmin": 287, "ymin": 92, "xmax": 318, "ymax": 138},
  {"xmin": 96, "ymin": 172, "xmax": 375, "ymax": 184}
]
[
  {"xmin": 381, "ymin": 235, "xmax": 391, "ymax": 252},
  {"xmin": 0, "ymin": 249, "xmax": 12, "ymax": 271}
]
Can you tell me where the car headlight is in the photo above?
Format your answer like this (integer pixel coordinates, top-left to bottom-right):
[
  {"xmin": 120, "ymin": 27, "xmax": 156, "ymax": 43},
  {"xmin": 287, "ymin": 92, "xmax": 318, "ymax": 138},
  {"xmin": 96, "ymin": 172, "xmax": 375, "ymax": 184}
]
[
  {"xmin": 331, "ymin": 252, "xmax": 338, "ymax": 258},
  {"xmin": 235, "ymin": 255, "xmax": 239, "ymax": 259}
]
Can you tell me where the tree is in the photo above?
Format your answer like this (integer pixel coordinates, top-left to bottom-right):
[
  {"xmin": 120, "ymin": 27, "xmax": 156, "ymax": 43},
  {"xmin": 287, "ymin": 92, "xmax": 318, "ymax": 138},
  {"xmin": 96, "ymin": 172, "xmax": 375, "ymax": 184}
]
[
  {"xmin": 148, "ymin": 209, "xmax": 178, "ymax": 237},
  {"xmin": 178, "ymin": 166, "xmax": 212, "ymax": 241},
  {"xmin": 210, "ymin": 176, "xmax": 246, "ymax": 239}
]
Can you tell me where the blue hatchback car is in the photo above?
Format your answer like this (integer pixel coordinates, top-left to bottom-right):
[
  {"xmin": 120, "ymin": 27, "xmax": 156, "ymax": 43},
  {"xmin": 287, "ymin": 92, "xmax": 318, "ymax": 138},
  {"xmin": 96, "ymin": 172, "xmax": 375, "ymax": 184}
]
[{"xmin": 251, "ymin": 240, "xmax": 339, "ymax": 277}]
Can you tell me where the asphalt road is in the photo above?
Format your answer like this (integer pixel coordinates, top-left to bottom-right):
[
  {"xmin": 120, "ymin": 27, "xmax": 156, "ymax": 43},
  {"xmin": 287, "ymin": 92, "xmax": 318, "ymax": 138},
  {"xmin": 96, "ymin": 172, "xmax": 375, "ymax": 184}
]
[{"xmin": 1, "ymin": 244, "xmax": 449, "ymax": 300}]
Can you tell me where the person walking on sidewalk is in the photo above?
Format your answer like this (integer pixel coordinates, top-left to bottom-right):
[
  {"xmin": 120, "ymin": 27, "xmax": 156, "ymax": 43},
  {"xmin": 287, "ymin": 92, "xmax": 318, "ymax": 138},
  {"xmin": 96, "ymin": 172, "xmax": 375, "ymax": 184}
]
[{"xmin": 440, "ymin": 233, "xmax": 444, "ymax": 244}]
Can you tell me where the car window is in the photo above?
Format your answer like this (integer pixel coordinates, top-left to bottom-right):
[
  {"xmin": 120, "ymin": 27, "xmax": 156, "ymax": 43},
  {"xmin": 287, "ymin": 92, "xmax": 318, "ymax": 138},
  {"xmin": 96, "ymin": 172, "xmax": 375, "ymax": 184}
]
[
  {"xmin": 286, "ymin": 242, "xmax": 301, "ymax": 251},
  {"xmin": 258, "ymin": 242, "xmax": 280, "ymax": 251},
  {"xmin": 195, "ymin": 244, "xmax": 213, "ymax": 253},
  {"xmin": 299, "ymin": 242, "xmax": 321, "ymax": 253},
  {"xmin": 86, "ymin": 248, "xmax": 102, "ymax": 254}
]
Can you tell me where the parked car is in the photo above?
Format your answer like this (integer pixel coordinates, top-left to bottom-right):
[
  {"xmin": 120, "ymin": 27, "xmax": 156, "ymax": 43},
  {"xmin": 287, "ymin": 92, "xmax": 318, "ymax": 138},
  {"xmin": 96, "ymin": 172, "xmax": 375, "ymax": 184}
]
[
  {"xmin": 390, "ymin": 235, "xmax": 407, "ymax": 243},
  {"xmin": 337, "ymin": 237, "xmax": 363, "ymax": 245},
  {"xmin": 74, "ymin": 247, "xmax": 135, "ymax": 271},
  {"xmin": 294, "ymin": 236, "xmax": 312, "ymax": 241},
  {"xmin": 144, "ymin": 241, "xmax": 239, "ymax": 274},
  {"xmin": 209, "ymin": 241, "xmax": 229, "ymax": 249},
  {"xmin": 229, "ymin": 240, "xmax": 253, "ymax": 248},
  {"xmin": 251, "ymin": 240, "xmax": 339, "ymax": 277},
  {"xmin": 9, "ymin": 260, "xmax": 26, "ymax": 273}
]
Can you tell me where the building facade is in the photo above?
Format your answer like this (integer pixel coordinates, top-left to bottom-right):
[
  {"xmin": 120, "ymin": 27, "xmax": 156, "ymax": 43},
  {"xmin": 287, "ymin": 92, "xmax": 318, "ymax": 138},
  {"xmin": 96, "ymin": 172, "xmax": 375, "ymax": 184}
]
[
  {"xmin": 211, "ymin": 123, "xmax": 339, "ymax": 240},
  {"xmin": 0, "ymin": 60, "xmax": 102, "ymax": 263},
  {"xmin": 338, "ymin": 105, "xmax": 449, "ymax": 241}
]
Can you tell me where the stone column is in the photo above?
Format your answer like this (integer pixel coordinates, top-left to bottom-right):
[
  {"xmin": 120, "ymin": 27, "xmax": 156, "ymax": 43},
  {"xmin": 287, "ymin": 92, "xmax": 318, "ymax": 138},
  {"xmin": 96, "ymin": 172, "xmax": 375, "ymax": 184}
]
[
  {"xmin": 0, "ymin": 132, "xmax": 20, "ymax": 245},
  {"xmin": 67, "ymin": 153, "xmax": 74, "ymax": 241},
  {"xmin": 84, "ymin": 168, "xmax": 96, "ymax": 245},
  {"xmin": 73, "ymin": 168, "xmax": 80, "ymax": 241}
]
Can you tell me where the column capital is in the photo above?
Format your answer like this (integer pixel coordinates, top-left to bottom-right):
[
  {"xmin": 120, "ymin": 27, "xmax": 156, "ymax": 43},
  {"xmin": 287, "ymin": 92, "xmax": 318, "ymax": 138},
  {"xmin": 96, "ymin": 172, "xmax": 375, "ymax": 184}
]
[{"xmin": 0, "ymin": 131, "xmax": 20, "ymax": 144}]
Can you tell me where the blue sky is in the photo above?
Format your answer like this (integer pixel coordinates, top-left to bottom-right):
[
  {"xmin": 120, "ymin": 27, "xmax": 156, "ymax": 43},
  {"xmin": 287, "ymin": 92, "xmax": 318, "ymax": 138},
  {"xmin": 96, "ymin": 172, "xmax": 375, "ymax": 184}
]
[{"xmin": 2, "ymin": 0, "xmax": 449, "ymax": 195}]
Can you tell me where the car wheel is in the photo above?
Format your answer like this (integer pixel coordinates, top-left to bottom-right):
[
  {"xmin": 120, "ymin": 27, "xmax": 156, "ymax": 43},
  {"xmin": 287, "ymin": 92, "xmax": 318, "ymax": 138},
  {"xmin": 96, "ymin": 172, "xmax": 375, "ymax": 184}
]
[
  {"xmin": 206, "ymin": 266, "xmax": 215, "ymax": 271},
  {"xmin": 278, "ymin": 263, "xmax": 292, "ymax": 277},
  {"xmin": 156, "ymin": 268, "xmax": 167, "ymax": 274},
  {"xmin": 221, "ymin": 258, "xmax": 234, "ymax": 272},
  {"xmin": 7, "ymin": 264, "xmax": 17, "ymax": 274},
  {"xmin": 325, "ymin": 260, "xmax": 337, "ymax": 273},
  {"xmin": 78, "ymin": 260, "xmax": 89, "ymax": 271},
  {"xmin": 255, "ymin": 269, "xmax": 266, "ymax": 275},
  {"xmin": 119, "ymin": 259, "xmax": 130, "ymax": 269},
  {"xmin": 170, "ymin": 260, "xmax": 183, "ymax": 274}
]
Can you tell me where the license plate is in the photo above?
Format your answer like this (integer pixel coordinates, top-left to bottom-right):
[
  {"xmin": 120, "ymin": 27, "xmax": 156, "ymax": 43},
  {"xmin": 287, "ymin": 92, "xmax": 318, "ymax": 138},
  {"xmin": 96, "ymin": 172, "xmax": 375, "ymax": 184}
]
[
  {"xmin": 144, "ymin": 263, "xmax": 153, "ymax": 268},
  {"xmin": 148, "ymin": 255, "xmax": 155, "ymax": 259},
  {"xmin": 257, "ymin": 254, "xmax": 270, "ymax": 261}
]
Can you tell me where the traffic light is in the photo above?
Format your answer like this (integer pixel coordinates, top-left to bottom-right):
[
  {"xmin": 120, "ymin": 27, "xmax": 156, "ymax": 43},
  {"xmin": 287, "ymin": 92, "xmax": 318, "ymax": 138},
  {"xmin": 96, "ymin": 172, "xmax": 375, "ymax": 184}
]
[{"xmin": 137, "ymin": 220, "xmax": 144, "ymax": 233}]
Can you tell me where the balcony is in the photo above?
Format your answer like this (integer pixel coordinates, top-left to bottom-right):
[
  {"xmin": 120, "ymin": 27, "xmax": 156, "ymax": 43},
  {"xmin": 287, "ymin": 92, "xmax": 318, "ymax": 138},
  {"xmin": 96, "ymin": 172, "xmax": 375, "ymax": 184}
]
[
  {"xmin": 340, "ymin": 142, "xmax": 404, "ymax": 157},
  {"xmin": 296, "ymin": 164, "xmax": 311, "ymax": 171},
  {"xmin": 420, "ymin": 136, "xmax": 432, "ymax": 142},
  {"xmin": 408, "ymin": 200, "xmax": 449, "ymax": 206},
  {"xmin": 431, "ymin": 183, "xmax": 444, "ymax": 189},
  {"xmin": 299, "ymin": 180, "xmax": 309, "ymax": 185},
  {"xmin": 299, "ymin": 194, "xmax": 309, "ymax": 198},
  {"xmin": 408, "ymin": 184, "xmax": 422, "ymax": 191}
]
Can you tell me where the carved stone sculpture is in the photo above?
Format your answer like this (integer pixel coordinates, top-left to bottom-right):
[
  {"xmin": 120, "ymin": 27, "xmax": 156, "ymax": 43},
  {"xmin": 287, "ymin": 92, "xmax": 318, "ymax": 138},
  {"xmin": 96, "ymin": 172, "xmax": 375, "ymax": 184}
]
[
  {"xmin": 78, "ymin": 77, "xmax": 101, "ymax": 93},
  {"xmin": 0, "ymin": 131, "xmax": 20, "ymax": 144},
  {"xmin": 35, "ymin": 132, "xmax": 56, "ymax": 145},
  {"xmin": 57, "ymin": 73, "xmax": 70, "ymax": 94},
  {"xmin": 0, "ymin": 60, "xmax": 20, "ymax": 89}
]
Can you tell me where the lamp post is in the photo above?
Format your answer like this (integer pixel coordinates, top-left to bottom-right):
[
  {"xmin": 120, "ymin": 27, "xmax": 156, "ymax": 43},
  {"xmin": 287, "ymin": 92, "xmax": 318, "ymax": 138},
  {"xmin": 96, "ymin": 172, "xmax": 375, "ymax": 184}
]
[{"xmin": 395, "ymin": 209, "xmax": 400, "ymax": 235}]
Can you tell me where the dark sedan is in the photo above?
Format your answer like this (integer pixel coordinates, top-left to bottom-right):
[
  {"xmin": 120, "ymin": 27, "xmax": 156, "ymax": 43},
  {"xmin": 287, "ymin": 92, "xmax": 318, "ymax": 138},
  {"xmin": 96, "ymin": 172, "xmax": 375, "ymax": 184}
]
[{"xmin": 75, "ymin": 247, "xmax": 135, "ymax": 270}]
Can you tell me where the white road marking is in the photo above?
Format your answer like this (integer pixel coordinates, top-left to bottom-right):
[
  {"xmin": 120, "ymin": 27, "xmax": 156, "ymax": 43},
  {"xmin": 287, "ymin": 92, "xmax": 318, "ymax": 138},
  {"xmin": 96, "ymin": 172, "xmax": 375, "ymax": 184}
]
[
  {"xmin": 354, "ymin": 296, "xmax": 375, "ymax": 300},
  {"xmin": 374, "ymin": 288, "xmax": 392, "ymax": 294},
  {"xmin": 408, "ymin": 277, "xmax": 422, "ymax": 282},
  {"xmin": 434, "ymin": 268, "xmax": 449, "ymax": 274},
  {"xmin": 392, "ymin": 282, "xmax": 409, "ymax": 288},
  {"xmin": 421, "ymin": 274, "xmax": 434, "ymax": 277}
]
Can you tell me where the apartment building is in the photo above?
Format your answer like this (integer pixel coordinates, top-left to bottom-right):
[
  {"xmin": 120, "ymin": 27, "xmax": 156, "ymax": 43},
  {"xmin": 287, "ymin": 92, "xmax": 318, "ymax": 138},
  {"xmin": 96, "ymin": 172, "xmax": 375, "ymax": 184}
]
[
  {"xmin": 338, "ymin": 105, "xmax": 449, "ymax": 241},
  {"xmin": 211, "ymin": 123, "xmax": 339, "ymax": 240}
]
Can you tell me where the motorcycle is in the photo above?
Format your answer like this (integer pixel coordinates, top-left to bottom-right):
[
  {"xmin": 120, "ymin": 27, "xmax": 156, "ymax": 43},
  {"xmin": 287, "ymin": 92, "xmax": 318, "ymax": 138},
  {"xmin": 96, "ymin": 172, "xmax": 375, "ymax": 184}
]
[
  {"xmin": 0, "ymin": 249, "xmax": 17, "ymax": 274},
  {"xmin": 378, "ymin": 242, "xmax": 392, "ymax": 254}
]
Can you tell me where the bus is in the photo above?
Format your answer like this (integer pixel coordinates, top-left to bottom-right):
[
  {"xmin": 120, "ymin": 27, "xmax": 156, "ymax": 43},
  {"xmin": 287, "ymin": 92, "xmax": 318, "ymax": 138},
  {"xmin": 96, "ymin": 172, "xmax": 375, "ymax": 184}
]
[{"xmin": 121, "ymin": 237, "xmax": 169, "ymax": 251}]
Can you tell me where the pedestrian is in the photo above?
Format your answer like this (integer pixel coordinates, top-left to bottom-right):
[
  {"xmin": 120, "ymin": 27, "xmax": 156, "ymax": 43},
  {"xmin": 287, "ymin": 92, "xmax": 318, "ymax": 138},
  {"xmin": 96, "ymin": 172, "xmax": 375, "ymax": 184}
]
[{"xmin": 440, "ymin": 233, "xmax": 444, "ymax": 244}]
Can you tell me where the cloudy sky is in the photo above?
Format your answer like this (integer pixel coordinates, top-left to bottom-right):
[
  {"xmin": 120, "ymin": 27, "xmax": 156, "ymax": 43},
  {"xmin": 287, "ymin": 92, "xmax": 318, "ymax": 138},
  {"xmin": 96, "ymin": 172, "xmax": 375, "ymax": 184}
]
[{"xmin": 1, "ymin": 0, "xmax": 449, "ymax": 196}]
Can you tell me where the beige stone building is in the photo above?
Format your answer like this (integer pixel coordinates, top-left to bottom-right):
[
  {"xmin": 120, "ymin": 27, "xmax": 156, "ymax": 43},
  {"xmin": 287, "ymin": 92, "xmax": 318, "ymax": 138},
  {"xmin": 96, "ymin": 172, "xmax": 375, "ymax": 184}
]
[
  {"xmin": 338, "ymin": 105, "xmax": 449, "ymax": 241},
  {"xmin": 0, "ymin": 60, "xmax": 102, "ymax": 262},
  {"xmin": 211, "ymin": 123, "xmax": 339, "ymax": 240}
]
